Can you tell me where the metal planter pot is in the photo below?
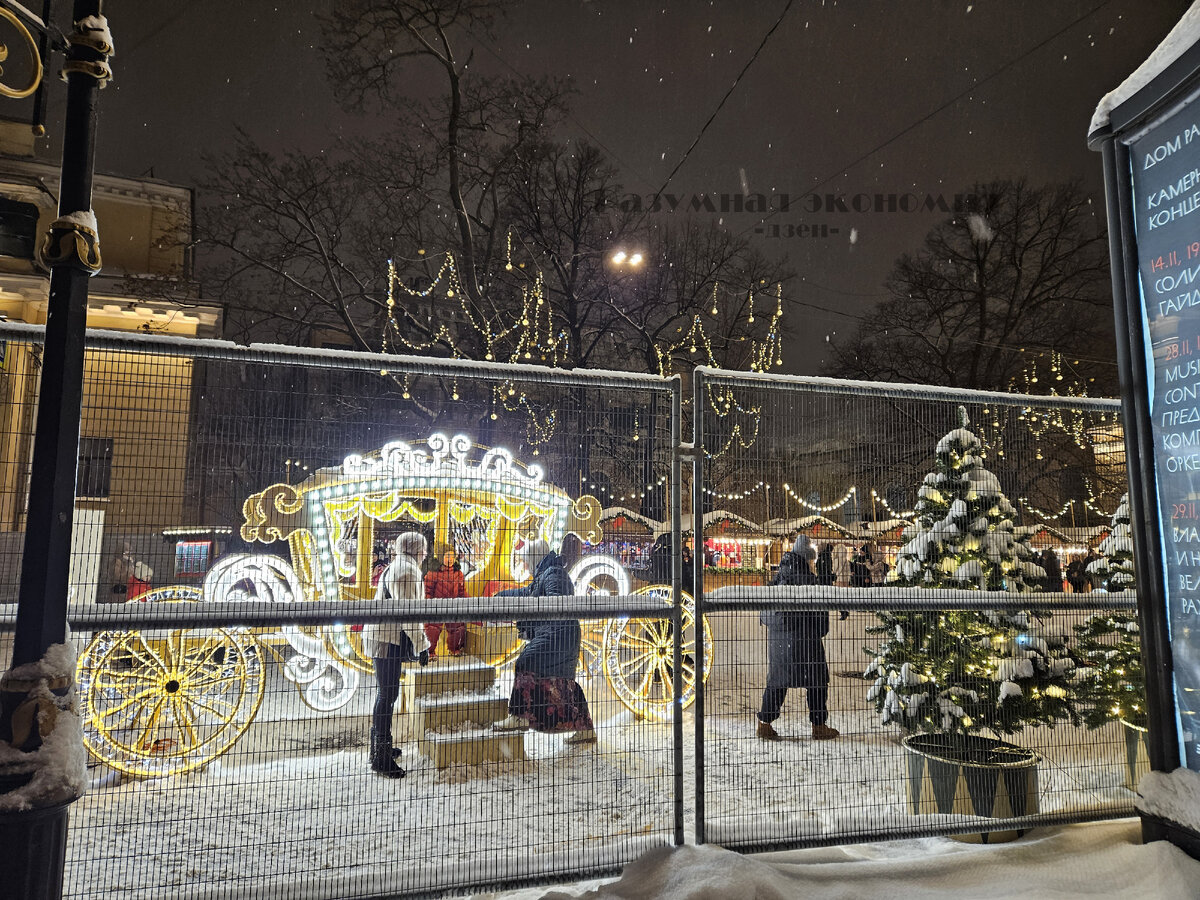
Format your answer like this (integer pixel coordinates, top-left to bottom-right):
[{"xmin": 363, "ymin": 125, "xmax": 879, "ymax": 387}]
[
  {"xmin": 1120, "ymin": 719, "xmax": 1150, "ymax": 791},
  {"xmin": 902, "ymin": 733, "xmax": 1040, "ymax": 843}
]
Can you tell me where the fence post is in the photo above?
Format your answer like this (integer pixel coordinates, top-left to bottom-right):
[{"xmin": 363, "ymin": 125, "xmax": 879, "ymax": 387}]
[
  {"xmin": 0, "ymin": 4, "xmax": 110, "ymax": 898},
  {"xmin": 692, "ymin": 368, "xmax": 707, "ymax": 844},
  {"xmin": 670, "ymin": 376, "xmax": 684, "ymax": 846}
]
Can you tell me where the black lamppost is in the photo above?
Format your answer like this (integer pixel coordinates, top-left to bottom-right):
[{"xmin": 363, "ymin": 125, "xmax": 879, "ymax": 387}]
[{"xmin": 0, "ymin": 3, "xmax": 113, "ymax": 898}]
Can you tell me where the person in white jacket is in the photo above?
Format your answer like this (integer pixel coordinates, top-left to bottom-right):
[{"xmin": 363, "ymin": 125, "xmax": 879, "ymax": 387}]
[{"xmin": 363, "ymin": 531, "xmax": 430, "ymax": 778}]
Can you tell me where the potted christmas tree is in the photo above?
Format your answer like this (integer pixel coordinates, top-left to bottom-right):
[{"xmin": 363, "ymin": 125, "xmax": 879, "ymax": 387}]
[
  {"xmin": 1073, "ymin": 494, "xmax": 1147, "ymax": 789},
  {"xmin": 865, "ymin": 408, "xmax": 1077, "ymax": 837}
]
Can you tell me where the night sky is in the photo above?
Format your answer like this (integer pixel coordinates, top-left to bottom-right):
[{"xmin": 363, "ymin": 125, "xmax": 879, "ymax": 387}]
[{"xmin": 50, "ymin": 0, "xmax": 1197, "ymax": 373}]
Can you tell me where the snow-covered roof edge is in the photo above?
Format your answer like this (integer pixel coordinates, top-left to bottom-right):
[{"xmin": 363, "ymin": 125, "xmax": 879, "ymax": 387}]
[
  {"xmin": 599, "ymin": 506, "xmax": 662, "ymax": 532},
  {"xmin": 766, "ymin": 515, "xmax": 857, "ymax": 537},
  {"xmin": 702, "ymin": 509, "xmax": 762, "ymax": 533},
  {"xmin": 1091, "ymin": 1, "xmax": 1200, "ymax": 134}
]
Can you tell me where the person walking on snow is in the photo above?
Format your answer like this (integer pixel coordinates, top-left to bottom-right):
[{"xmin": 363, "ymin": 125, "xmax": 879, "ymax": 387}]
[
  {"xmin": 756, "ymin": 535, "xmax": 839, "ymax": 741},
  {"xmin": 362, "ymin": 532, "xmax": 431, "ymax": 778},
  {"xmin": 424, "ymin": 546, "xmax": 468, "ymax": 658},
  {"xmin": 492, "ymin": 538, "xmax": 596, "ymax": 744}
]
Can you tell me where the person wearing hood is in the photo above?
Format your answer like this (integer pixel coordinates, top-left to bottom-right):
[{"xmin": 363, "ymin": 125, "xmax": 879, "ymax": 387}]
[
  {"xmin": 492, "ymin": 538, "xmax": 596, "ymax": 744},
  {"xmin": 363, "ymin": 531, "xmax": 431, "ymax": 778},
  {"xmin": 756, "ymin": 534, "xmax": 839, "ymax": 741}
]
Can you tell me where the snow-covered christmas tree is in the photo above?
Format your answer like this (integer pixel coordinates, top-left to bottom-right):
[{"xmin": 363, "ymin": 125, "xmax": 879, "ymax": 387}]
[
  {"xmin": 1074, "ymin": 494, "xmax": 1144, "ymax": 729},
  {"xmin": 886, "ymin": 408, "xmax": 1043, "ymax": 592},
  {"xmin": 865, "ymin": 408, "xmax": 1077, "ymax": 739},
  {"xmin": 1085, "ymin": 493, "xmax": 1135, "ymax": 592}
]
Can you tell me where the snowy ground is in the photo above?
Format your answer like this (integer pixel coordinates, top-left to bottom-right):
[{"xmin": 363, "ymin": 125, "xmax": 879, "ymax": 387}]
[
  {"xmin": 59, "ymin": 612, "xmax": 1142, "ymax": 898},
  {"xmin": 481, "ymin": 819, "xmax": 1200, "ymax": 900}
]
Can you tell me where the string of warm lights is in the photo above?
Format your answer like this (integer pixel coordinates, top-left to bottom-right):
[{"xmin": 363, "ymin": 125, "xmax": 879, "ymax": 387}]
[
  {"xmin": 385, "ymin": 240, "xmax": 784, "ymax": 459},
  {"xmin": 1019, "ymin": 496, "xmax": 1076, "ymax": 521},
  {"xmin": 869, "ymin": 488, "xmax": 914, "ymax": 521},
  {"xmin": 780, "ymin": 483, "xmax": 857, "ymax": 513},
  {"xmin": 583, "ymin": 475, "xmax": 670, "ymax": 505}
]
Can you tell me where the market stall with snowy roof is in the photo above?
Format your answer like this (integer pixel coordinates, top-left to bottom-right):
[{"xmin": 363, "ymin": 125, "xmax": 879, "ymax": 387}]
[
  {"xmin": 701, "ymin": 509, "xmax": 769, "ymax": 573},
  {"xmin": 595, "ymin": 505, "xmax": 661, "ymax": 574}
]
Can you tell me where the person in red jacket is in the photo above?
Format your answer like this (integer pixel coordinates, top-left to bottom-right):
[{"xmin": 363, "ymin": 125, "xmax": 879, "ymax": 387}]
[{"xmin": 423, "ymin": 547, "xmax": 468, "ymax": 658}]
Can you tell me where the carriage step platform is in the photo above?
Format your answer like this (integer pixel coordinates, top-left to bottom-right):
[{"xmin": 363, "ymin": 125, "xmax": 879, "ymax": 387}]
[
  {"xmin": 419, "ymin": 727, "xmax": 527, "ymax": 768},
  {"xmin": 411, "ymin": 693, "xmax": 509, "ymax": 733},
  {"xmin": 404, "ymin": 660, "xmax": 496, "ymax": 700}
]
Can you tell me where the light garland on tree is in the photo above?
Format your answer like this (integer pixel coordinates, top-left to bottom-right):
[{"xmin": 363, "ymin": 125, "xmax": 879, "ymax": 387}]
[
  {"xmin": 1074, "ymin": 497, "xmax": 1142, "ymax": 730},
  {"xmin": 385, "ymin": 242, "xmax": 785, "ymax": 461}
]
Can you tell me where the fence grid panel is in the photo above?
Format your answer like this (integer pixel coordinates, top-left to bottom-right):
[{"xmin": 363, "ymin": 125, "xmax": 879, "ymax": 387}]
[
  {"xmin": 0, "ymin": 324, "xmax": 1147, "ymax": 894},
  {"xmin": 0, "ymin": 325, "xmax": 683, "ymax": 900},
  {"xmin": 692, "ymin": 368, "xmax": 1139, "ymax": 850}
]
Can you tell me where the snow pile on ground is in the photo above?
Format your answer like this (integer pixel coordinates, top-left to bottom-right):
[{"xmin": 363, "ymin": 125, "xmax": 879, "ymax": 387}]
[
  {"xmin": 1138, "ymin": 767, "xmax": 1200, "ymax": 831},
  {"xmin": 501, "ymin": 820, "xmax": 1200, "ymax": 900},
  {"xmin": 66, "ymin": 726, "xmax": 675, "ymax": 899}
]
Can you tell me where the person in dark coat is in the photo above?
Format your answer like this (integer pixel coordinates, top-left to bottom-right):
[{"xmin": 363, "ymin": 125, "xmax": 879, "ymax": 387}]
[
  {"xmin": 681, "ymin": 545, "xmax": 695, "ymax": 591},
  {"xmin": 492, "ymin": 538, "xmax": 596, "ymax": 743},
  {"xmin": 1040, "ymin": 548, "xmax": 1063, "ymax": 593},
  {"xmin": 643, "ymin": 533, "xmax": 673, "ymax": 585},
  {"xmin": 757, "ymin": 535, "xmax": 839, "ymax": 741},
  {"xmin": 815, "ymin": 543, "xmax": 835, "ymax": 587},
  {"xmin": 1066, "ymin": 556, "xmax": 1087, "ymax": 593},
  {"xmin": 850, "ymin": 543, "xmax": 874, "ymax": 587}
]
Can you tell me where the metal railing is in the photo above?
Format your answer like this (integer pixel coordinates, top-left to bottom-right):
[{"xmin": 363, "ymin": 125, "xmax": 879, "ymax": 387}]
[{"xmin": 0, "ymin": 327, "xmax": 1144, "ymax": 896}]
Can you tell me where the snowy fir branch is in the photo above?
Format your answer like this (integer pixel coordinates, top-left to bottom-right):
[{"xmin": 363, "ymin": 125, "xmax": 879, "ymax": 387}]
[{"xmin": 1071, "ymin": 492, "xmax": 1144, "ymax": 729}]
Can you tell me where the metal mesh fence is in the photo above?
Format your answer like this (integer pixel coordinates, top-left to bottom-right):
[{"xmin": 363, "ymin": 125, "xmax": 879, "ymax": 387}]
[
  {"xmin": 0, "ymin": 325, "xmax": 683, "ymax": 899},
  {"xmin": 0, "ymin": 327, "xmax": 1149, "ymax": 895},
  {"xmin": 691, "ymin": 369, "xmax": 1140, "ymax": 850}
]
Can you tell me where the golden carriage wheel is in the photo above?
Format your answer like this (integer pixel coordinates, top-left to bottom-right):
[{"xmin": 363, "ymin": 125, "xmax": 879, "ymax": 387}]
[
  {"xmin": 77, "ymin": 592, "xmax": 265, "ymax": 778},
  {"xmin": 602, "ymin": 586, "xmax": 713, "ymax": 721}
]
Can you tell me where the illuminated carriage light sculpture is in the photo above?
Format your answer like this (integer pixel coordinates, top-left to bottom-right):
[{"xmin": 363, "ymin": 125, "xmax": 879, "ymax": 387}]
[
  {"xmin": 204, "ymin": 553, "xmax": 363, "ymax": 713},
  {"xmin": 77, "ymin": 433, "xmax": 711, "ymax": 776},
  {"xmin": 568, "ymin": 556, "xmax": 714, "ymax": 719}
]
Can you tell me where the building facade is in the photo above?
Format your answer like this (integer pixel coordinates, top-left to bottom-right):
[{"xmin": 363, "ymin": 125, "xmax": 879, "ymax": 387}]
[{"xmin": 0, "ymin": 118, "xmax": 220, "ymax": 600}]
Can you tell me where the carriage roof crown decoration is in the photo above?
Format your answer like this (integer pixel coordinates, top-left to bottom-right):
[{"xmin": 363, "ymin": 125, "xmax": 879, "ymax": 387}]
[
  {"xmin": 241, "ymin": 432, "xmax": 603, "ymax": 604},
  {"xmin": 342, "ymin": 432, "xmax": 545, "ymax": 486}
]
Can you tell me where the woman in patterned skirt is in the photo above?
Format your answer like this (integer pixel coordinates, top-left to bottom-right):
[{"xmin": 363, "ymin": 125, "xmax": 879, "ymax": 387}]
[{"xmin": 492, "ymin": 538, "xmax": 595, "ymax": 744}]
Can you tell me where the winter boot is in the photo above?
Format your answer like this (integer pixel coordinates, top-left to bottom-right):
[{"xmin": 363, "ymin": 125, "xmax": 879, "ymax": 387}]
[
  {"xmin": 369, "ymin": 727, "xmax": 406, "ymax": 778},
  {"xmin": 812, "ymin": 723, "xmax": 840, "ymax": 740},
  {"xmin": 756, "ymin": 720, "xmax": 782, "ymax": 741}
]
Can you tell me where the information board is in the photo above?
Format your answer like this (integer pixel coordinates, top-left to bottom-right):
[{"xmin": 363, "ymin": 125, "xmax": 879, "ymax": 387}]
[{"xmin": 1130, "ymin": 90, "xmax": 1200, "ymax": 770}]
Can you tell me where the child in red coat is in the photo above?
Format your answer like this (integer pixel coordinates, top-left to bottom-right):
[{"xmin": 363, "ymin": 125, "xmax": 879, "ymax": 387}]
[{"xmin": 423, "ymin": 548, "xmax": 468, "ymax": 658}]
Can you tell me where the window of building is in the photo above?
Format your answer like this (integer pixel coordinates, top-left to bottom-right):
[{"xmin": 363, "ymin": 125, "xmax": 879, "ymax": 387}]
[
  {"xmin": 0, "ymin": 198, "xmax": 40, "ymax": 259},
  {"xmin": 77, "ymin": 437, "xmax": 113, "ymax": 499}
]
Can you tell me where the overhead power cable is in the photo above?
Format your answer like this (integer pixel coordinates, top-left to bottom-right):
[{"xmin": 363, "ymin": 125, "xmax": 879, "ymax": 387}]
[
  {"xmin": 736, "ymin": 0, "xmax": 1116, "ymax": 241},
  {"xmin": 648, "ymin": 0, "xmax": 796, "ymax": 211}
]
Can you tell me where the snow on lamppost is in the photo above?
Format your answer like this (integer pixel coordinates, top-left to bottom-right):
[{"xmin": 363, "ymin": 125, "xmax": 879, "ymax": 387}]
[{"xmin": 0, "ymin": 4, "xmax": 112, "ymax": 898}]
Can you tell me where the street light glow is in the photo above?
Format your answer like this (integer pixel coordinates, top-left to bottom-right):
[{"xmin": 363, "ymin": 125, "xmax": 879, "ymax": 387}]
[
  {"xmin": 611, "ymin": 251, "xmax": 627, "ymax": 264},
  {"xmin": 629, "ymin": 253, "xmax": 643, "ymax": 266}
]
